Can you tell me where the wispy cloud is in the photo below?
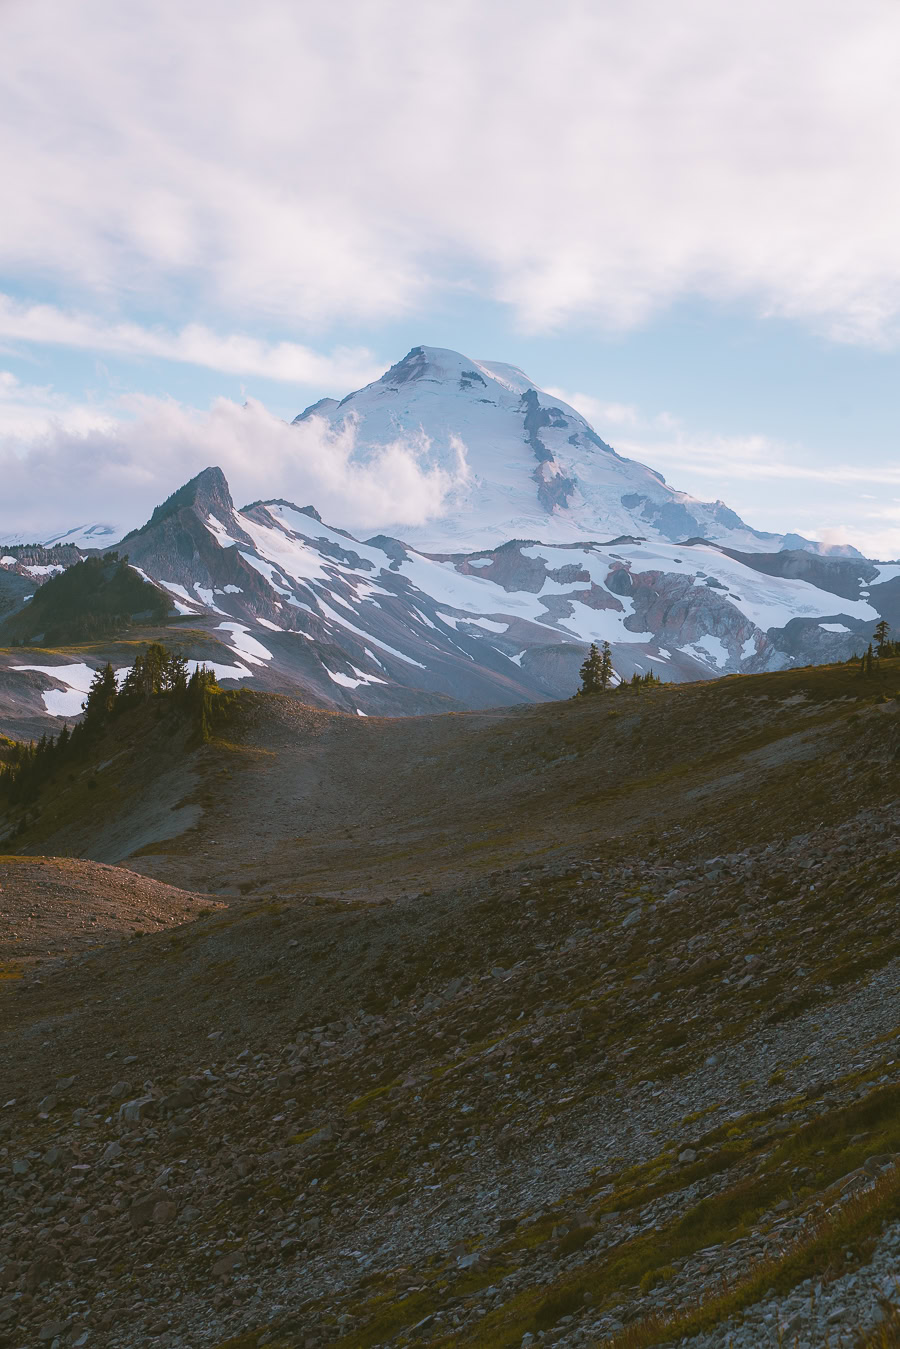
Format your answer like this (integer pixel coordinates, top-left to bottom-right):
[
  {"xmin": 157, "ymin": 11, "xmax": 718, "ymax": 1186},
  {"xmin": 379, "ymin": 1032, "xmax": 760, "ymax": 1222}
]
[
  {"xmin": 0, "ymin": 390, "xmax": 469, "ymax": 541},
  {"xmin": 552, "ymin": 383, "xmax": 900, "ymax": 491},
  {"xmin": 0, "ymin": 296, "xmax": 382, "ymax": 387},
  {"xmin": 543, "ymin": 382, "xmax": 900, "ymax": 555},
  {"xmin": 3, "ymin": 1, "xmax": 900, "ymax": 341},
  {"xmin": 618, "ymin": 433, "xmax": 900, "ymax": 489},
  {"xmin": 545, "ymin": 388, "xmax": 641, "ymax": 428},
  {"xmin": 0, "ymin": 369, "xmax": 114, "ymax": 440}
]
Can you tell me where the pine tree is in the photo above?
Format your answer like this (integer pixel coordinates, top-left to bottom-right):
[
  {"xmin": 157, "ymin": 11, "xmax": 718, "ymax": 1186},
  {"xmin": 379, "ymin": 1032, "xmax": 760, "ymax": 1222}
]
[
  {"xmin": 599, "ymin": 641, "xmax": 615, "ymax": 689},
  {"xmin": 874, "ymin": 619, "xmax": 890, "ymax": 657},
  {"xmin": 82, "ymin": 663, "xmax": 117, "ymax": 727},
  {"xmin": 578, "ymin": 643, "xmax": 605, "ymax": 695}
]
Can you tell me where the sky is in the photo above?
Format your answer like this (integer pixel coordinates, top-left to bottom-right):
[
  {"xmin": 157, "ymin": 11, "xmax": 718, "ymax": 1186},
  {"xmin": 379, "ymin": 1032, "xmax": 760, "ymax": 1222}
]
[{"xmin": 1, "ymin": 0, "xmax": 899, "ymax": 556}]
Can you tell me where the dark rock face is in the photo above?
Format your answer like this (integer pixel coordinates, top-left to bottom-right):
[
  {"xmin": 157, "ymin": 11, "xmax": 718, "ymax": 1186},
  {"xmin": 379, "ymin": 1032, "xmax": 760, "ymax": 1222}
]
[
  {"xmin": 123, "ymin": 473, "xmax": 285, "ymax": 629},
  {"xmin": 127, "ymin": 466, "xmax": 237, "ymax": 538},
  {"xmin": 455, "ymin": 542, "xmax": 549, "ymax": 594},
  {"xmin": 534, "ymin": 465, "xmax": 578, "ymax": 513},
  {"xmin": 722, "ymin": 548, "xmax": 877, "ymax": 601},
  {"xmin": 620, "ymin": 493, "xmax": 705, "ymax": 543},
  {"xmin": 768, "ymin": 616, "xmax": 873, "ymax": 663},
  {"xmin": 381, "ymin": 346, "xmax": 433, "ymax": 386},
  {"xmin": 606, "ymin": 566, "xmax": 634, "ymax": 597},
  {"xmin": 519, "ymin": 389, "xmax": 578, "ymax": 514},
  {"xmin": 624, "ymin": 570, "xmax": 758, "ymax": 658},
  {"xmin": 869, "ymin": 575, "xmax": 900, "ymax": 629}
]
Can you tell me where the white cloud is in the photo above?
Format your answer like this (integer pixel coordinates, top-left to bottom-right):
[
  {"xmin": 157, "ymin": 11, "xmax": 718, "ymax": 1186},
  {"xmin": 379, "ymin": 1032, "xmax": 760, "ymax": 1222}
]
[
  {"xmin": 2, "ymin": 0, "xmax": 900, "ymax": 340},
  {"xmin": 545, "ymin": 388, "xmax": 641, "ymax": 427},
  {"xmin": 0, "ymin": 395, "xmax": 470, "ymax": 542},
  {"xmin": 0, "ymin": 369, "xmax": 115, "ymax": 440},
  {"xmin": 616, "ymin": 431, "xmax": 900, "ymax": 489},
  {"xmin": 0, "ymin": 296, "xmax": 382, "ymax": 387}
]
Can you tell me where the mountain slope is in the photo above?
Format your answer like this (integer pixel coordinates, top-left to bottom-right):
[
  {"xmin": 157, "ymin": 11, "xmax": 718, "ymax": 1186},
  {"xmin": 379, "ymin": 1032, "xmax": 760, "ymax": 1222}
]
[
  {"xmin": 0, "ymin": 662, "xmax": 898, "ymax": 1348},
  {"xmin": 295, "ymin": 346, "xmax": 858, "ymax": 555},
  {"xmin": 0, "ymin": 464, "xmax": 887, "ymax": 739},
  {"xmin": 121, "ymin": 467, "xmax": 882, "ymax": 695},
  {"xmin": 0, "ymin": 553, "xmax": 169, "ymax": 646}
]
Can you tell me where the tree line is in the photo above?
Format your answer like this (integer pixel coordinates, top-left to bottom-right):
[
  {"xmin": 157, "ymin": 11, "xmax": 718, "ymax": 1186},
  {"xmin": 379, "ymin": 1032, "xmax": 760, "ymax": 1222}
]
[
  {"xmin": 0, "ymin": 644, "xmax": 227, "ymax": 806},
  {"xmin": 578, "ymin": 619, "xmax": 896, "ymax": 697},
  {"xmin": 855, "ymin": 619, "xmax": 897, "ymax": 676},
  {"xmin": 2, "ymin": 552, "xmax": 168, "ymax": 647},
  {"xmin": 576, "ymin": 640, "xmax": 662, "ymax": 697}
]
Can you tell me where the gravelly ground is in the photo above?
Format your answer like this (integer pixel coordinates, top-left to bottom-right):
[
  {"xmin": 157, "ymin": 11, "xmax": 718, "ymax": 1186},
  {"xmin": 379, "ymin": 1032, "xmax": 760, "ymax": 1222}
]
[{"xmin": 0, "ymin": 663, "xmax": 898, "ymax": 1348}]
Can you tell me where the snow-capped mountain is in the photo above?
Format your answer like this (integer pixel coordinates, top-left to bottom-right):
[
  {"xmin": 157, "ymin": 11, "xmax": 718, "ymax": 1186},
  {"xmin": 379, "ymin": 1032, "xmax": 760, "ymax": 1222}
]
[
  {"xmin": 2, "ymin": 343, "xmax": 895, "ymax": 735},
  {"xmin": 1, "ymin": 461, "xmax": 895, "ymax": 735},
  {"xmin": 294, "ymin": 346, "xmax": 856, "ymax": 556}
]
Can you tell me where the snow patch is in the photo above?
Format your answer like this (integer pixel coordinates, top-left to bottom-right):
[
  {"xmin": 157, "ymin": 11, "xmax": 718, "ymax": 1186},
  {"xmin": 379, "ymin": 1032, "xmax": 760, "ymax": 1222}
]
[
  {"xmin": 156, "ymin": 579, "xmax": 202, "ymax": 610},
  {"xmin": 216, "ymin": 622, "xmax": 273, "ymax": 665},
  {"xmin": 185, "ymin": 659, "xmax": 254, "ymax": 683},
  {"xmin": 192, "ymin": 583, "xmax": 227, "ymax": 614},
  {"xmin": 326, "ymin": 665, "xmax": 387, "ymax": 689},
  {"xmin": 239, "ymin": 551, "xmax": 295, "ymax": 597},
  {"xmin": 315, "ymin": 598, "xmax": 427, "ymax": 668},
  {"xmin": 12, "ymin": 662, "xmax": 98, "ymax": 717},
  {"xmin": 819, "ymin": 622, "xmax": 850, "ymax": 633},
  {"xmin": 450, "ymin": 616, "xmax": 509, "ymax": 633},
  {"xmin": 205, "ymin": 514, "xmax": 240, "ymax": 548},
  {"xmin": 685, "ymin": 634, "xmax": 730, "ymax": 668}
]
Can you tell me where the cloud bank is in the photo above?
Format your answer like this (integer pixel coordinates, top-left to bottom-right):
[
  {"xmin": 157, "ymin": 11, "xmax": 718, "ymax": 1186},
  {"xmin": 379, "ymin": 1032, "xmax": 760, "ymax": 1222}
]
[
  {"xmin": 0, "ymin": 394, "xmax": 469, "ymax": 543},
  {"xmin": 3, "ymin": 0, "xmax": 900, "ymax": 341}
]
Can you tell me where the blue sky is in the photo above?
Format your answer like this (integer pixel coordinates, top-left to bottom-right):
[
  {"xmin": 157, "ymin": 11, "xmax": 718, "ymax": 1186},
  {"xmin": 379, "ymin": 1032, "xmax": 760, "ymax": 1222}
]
[{"xmin": 2, "ymin": 0, "xmax": 899, "ymax": 555}]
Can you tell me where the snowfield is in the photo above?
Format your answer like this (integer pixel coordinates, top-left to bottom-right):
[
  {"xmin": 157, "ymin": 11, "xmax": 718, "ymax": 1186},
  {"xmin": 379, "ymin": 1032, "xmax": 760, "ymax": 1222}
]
[{"xmin": 12, "ymin": 662, "xmax": 100, "ymax": 717}]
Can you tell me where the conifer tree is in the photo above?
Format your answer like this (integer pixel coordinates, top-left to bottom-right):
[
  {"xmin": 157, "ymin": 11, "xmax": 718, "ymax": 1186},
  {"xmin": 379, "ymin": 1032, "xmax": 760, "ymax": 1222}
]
[
  {"xmin": 599, "ymin": 641, "xmax": 614, "ymax": 689},
  {"xmin": 874, "ymin": 619, "xmax": 890, "ymax": 657},
  {"xmin": 82, "ymin": 663, "xmax": 117, "ymax": 727},
  {"xmin": 578, "ymin": 643, "xmax": 605, "ymax": 695}
]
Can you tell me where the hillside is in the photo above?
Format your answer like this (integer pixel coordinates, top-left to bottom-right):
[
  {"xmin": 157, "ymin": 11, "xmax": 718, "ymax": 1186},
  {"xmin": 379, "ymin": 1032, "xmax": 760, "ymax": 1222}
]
[
  {"xmin": 0, "ymin": 857, "xmax": 221, "ymax": 968},
  {"xmin": 0, "ymin": 660, "xmax": 898, "ymax": 1347},
  {"xmin": 0, "ymin": 553, "xmax": 169, "ymax": 647}
]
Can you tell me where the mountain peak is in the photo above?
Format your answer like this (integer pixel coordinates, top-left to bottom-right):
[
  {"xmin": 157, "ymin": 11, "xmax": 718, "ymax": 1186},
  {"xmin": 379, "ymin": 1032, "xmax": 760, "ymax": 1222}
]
[
  {"xmin": 292, "ymin": 397, "xmax": 340, "ymax": 425},
  {"xmin": 380, "ymin": 346, "xmax": 495, "ymax": 390},
  {"xmin": 289, "ymin": 345, "xmax": 783, "ymax": 553},
  {"xmin": 128, "ymin": 466, "xmax": 234, "ymax": 539}
]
